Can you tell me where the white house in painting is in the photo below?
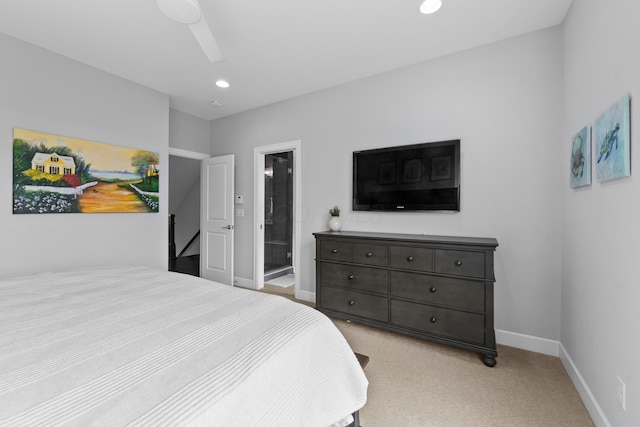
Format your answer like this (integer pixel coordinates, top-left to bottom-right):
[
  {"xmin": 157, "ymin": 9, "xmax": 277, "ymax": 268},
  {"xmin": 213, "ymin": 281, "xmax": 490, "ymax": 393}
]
[{"xmin": 31, "ymin": 152, "xmax": 76, "ymax": 175}]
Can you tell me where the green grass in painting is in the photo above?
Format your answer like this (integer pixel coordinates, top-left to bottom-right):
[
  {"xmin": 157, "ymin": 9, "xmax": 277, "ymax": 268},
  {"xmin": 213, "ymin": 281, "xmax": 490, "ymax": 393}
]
[{"xmin": 134, "ymin": 175, "xmax": 159, "ymax": 192}]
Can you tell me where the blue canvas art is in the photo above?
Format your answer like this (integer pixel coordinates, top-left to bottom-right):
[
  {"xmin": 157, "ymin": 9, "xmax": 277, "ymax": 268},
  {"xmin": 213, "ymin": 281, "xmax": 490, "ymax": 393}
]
[
  {"xmin": 594, "ymin": 95, "xmax": 631, "ymax": 182},
  {"xmin": 570, "ymin": 126, "xmax": 591, "ymax": 188}
]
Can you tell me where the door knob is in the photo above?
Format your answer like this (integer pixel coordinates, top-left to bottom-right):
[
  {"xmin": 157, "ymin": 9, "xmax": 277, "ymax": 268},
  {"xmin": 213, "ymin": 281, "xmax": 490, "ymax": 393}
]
[{"xmin": 221, "ymin": 225, "xmax": 234, "ymax": 230}]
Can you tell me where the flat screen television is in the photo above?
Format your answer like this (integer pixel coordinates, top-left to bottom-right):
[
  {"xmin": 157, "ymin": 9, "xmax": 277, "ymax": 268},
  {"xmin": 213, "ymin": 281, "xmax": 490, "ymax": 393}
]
[{"xmin": 353, "ymin": 139, "xmax": 460, "ymax": 211}]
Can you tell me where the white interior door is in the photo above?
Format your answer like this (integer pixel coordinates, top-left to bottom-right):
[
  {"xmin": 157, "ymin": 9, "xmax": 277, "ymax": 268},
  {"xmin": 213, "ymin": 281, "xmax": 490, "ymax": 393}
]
[{"xmin": 200, "ymin": 154, "xmax": 234, "ymax": 285}]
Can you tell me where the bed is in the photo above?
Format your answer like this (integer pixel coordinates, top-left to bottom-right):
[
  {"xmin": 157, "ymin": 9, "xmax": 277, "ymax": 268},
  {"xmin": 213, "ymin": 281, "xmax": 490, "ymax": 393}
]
[{"xmin": 0, "ymin": 266, "xmax": 368, "ymax": 426}]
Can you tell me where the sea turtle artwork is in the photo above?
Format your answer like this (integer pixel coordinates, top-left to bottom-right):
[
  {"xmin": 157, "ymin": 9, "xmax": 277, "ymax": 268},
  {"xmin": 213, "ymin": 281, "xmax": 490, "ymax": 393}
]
[
  {"xmin": 571, "ymin": 133, "xmax": 585, "ymax": 178},
  {"xmin": 570, "ymin": 125, "xmax": 591, "ymax": 188},
  {"xmin": 594, "ymin": 94, "xmax": 630, "ymax": 182},
  {"xmin": 596, "ymin": 123, "xmax": 620, "ymax": 163}
]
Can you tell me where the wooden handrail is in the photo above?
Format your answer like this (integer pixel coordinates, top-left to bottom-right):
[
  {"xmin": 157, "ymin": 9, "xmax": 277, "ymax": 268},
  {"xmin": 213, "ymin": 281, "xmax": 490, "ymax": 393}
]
[
  {"xmin": 169, "ymin": 214, "xmax": 176, "ymax": 260},
  {"xmin": 169, "ymin": 214, "xmax": 200, "ymax": 259},
  {"xmin": 178, "ymin": 230, "xmax": 200, "ymax": 258}
]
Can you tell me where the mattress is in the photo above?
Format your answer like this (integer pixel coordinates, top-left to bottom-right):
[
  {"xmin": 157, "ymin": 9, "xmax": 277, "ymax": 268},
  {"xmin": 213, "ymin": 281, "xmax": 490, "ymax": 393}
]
[{"xmin": 0, "ymin": 266, "xmax": 368, "ymax": 426}]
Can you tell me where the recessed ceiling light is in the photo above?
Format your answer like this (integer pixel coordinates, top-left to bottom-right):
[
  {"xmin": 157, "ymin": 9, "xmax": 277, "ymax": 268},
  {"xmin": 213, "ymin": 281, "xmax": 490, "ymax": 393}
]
[
  {"xmin": 210, "ymin": 100, "xmax": 223, "ymax": 107},
  {"xmin": 215, "ymin": 80, "xmax": 230, "ymax": 88},
  {"xmin": 420, "ymin": 0, "xmax": 442, "ymax": 14},
  {"xmin": 156, "ymin": 0, "xmax": 201, "ymax": 24}
]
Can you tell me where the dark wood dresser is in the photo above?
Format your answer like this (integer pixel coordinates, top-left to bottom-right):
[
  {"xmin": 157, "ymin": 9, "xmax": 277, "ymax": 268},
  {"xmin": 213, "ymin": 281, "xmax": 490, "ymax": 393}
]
[{"xmin": 314, "ymin": 230, "xmax": 499, "ymax": 367}]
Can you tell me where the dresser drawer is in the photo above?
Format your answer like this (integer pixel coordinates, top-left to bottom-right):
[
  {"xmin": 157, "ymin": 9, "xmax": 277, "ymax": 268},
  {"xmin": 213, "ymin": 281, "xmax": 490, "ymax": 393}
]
[
  {"xmin": 390, "ymin": 272, "xmax": 485, "ymax": 312},
  {"xmin": 319, "ymin": 240, "xmax": 352, "ymax": 262},
  {"xmin": 434, "ymin": 249, "xmax": 485, "ymax": 278},
  {"xmin": 351, "ymin": 243, "xmax": 388, "ymax": 267},
  {"xmin": 320, "ymin": 287, "xmax": 388, "ymax": 322},
  {"xmin": 318, "ymin": 262, "xmax": 388, "ymax": 295},
  {"xmin": 390, "ymin": 246, "xmax": 434, "ymax": 272},
  {"xmin": 390, "ymin": 300, "xmax": 485, "ymax": 344}
]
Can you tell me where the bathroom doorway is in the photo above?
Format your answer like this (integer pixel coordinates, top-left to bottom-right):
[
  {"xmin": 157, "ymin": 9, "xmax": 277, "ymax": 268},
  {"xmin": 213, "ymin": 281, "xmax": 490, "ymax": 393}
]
[
  {"xmin": 253, "ymin": 140, "xmax": 301, "ymax": 298},
  {"xmin": 263, "ymin": 151, "xmax": 293, "ymax": 283}
]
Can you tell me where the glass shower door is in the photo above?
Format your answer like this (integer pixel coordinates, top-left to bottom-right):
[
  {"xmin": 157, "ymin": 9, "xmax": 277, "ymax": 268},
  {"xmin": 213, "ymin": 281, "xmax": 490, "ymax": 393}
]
[{"xmin": 264, "ymin": 152, "xmax": 293, "ymax": 279}]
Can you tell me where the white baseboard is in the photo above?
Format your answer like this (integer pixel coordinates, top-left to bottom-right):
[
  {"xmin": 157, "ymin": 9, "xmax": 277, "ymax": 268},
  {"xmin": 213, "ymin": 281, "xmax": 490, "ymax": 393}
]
[
  {"xmin": 295, "ymin": 289, "xmax": 315, "ymax": 303},
  {"xmin": 495, "ymin": 329, "xmax": 560, "ymax": 356},
  {"xmin": 495, "ymin": 331, "xmax": 608, "ymax": 426},
  {"xmin": 233, "ymin": 276, "xmax": 254, "ymax": 289},
  {"xmin": 559, "ymin": 344, "xmax": 610, "ymax": 427}
]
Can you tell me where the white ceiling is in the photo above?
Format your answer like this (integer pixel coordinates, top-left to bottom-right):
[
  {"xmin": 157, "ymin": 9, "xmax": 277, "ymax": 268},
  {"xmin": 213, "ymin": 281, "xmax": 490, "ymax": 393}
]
[{"xmin": 0, "ymin": 0, "xmax": 572, "ymax": 121}]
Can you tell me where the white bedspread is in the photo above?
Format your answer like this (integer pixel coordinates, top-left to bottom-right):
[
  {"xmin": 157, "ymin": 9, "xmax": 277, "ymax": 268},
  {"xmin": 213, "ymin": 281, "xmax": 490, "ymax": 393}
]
[{"xmin": 0, "ymin": 266, "xmax": 367, "ymax": 426}]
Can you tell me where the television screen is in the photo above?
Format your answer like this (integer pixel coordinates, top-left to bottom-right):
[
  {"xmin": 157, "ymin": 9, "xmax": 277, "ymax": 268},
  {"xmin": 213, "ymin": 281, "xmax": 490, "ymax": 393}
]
[{"xmin": 353, "ymin": 140, "xmax": 460, "ymax": 211}]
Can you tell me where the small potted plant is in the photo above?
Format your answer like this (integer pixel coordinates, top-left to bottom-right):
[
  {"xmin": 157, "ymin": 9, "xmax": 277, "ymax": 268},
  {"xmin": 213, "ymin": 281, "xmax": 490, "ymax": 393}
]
[{"xmin": 328, "ymin": 206, "xmax": 342, "ymax": 231}]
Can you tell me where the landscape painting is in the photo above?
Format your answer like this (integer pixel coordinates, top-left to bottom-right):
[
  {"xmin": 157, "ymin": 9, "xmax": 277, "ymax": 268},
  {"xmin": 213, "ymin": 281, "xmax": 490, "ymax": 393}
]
[
  {"xmin": 570, "ymin": 125, "xmax": 591, "ymax": 188},
  {"xmin": 594, "ymin": 94, "xmax": 631, "ymax": 182},
  {"xmin": 13, "ymin": 128, "xmax": 159, "ymax": 214}
]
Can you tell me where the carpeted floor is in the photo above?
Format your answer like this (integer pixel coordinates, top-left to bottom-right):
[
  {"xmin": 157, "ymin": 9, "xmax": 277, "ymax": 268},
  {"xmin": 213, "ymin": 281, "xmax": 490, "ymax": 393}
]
[
  {"xmin": 257, "ymin": 289, "xmax": 593, "ymax": 426},
  {"xmin": 333, "ymin": 319, "xmax": 595, "ymax": 427}
]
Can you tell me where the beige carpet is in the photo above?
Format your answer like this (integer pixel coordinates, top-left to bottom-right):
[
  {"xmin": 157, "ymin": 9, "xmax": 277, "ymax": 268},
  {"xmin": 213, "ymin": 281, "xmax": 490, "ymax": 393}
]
[
  {"xmin": 256, "ymin": 290, "xmax": 593, "ymax": 426},
  {"xmin": 333, "ymin": 319, "xmax": 594, "ymax": 427}
]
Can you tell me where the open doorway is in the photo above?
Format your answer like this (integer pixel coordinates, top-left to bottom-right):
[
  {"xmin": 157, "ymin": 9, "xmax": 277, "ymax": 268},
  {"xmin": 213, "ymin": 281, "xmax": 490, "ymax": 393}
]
[
  {"xmin": 264, "ymin": 151, "xmax": 294, "ymax": 286},
  {"xmin": 168, "ymin": 148, "xmax": 209, "ymax": 276},
  {"xmin": 254, "ymin": 141, "xmax": 301, "ymax": 298}
]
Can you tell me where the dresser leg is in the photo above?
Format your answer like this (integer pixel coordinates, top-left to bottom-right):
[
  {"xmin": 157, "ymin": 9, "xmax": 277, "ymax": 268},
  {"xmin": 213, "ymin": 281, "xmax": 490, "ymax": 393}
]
[{"xmin": 481, "ymin": 354, "xmax": 497, "ymax": 367}]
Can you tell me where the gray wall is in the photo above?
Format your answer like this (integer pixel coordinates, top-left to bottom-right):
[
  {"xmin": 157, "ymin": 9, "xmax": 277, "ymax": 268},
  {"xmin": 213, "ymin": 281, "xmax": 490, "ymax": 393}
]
[
  {"xmin": 169, "ymin": 108, "xmax": 211, "ymax": 154},
  {"xmin": 0, "ymin": 33, "xmax": 169, "ymax": 278},
  {"xmin": 210, "ymin": 27, "xmax": 564, "ymax": 344},
  {"xmin": 562, "ymin": 1, "xmax": 640, "ymax": 425}
]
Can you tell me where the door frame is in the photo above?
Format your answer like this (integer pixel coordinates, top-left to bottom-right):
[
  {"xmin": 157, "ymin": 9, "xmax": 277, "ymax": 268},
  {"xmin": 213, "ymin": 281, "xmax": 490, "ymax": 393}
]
[
  {"xmin": 254, "ymin": 140, "xmax": 301, "ymax": 296},
  {"xmin": 169, "ymin": 147, "xmax": 210, "ymax": 161}
]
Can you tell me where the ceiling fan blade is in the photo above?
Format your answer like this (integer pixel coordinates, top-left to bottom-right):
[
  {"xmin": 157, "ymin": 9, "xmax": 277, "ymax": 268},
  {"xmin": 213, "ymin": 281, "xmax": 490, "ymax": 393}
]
[{"xmin": 189, "ymin": 16, "xmax": 223, "ymax": 63}]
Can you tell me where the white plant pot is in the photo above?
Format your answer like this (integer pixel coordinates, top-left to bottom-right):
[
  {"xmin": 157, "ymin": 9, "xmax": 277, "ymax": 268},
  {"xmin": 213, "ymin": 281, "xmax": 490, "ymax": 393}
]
[{"xmin": 328, "ymin": 216, "xmax": 342, "ymax": 232}]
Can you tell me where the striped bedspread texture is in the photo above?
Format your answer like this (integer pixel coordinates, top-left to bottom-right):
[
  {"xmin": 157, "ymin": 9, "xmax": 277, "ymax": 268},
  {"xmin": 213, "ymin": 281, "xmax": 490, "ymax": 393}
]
[{"xmin": 0, "ymin": 266, "xmax": 368, "ymax": 426}]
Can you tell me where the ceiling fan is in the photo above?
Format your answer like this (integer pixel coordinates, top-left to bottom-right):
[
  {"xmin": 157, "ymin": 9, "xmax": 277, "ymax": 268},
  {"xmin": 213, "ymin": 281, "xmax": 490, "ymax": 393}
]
[{"xmin": 156, "ymin": 0, "xmax": 223, "ymax": 63}]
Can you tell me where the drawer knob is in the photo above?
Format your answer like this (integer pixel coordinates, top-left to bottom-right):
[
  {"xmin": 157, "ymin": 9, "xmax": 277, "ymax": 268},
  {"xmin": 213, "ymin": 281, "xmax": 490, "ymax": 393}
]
[
  {"xmin": 331, "ymin": 249, "xmax": 338, "ymax": 254},
  {"xmin": 407, "ymin": 256, "xmax": 414, "ymax": 262},
  {"xmin": 455, "ymin": 260, "xmax": 463, "ymax": 267},
  {"xmin": 366, "ymin": 252, "xmax": 373, "ymax": 257},
  {"xmin": 430, "ymin": 316, "xmax": 437, "ymax": 323},
  {"xmin": 347, "ymin": 274, "xmax": 355, "ymax": 280},
  {"xmin": 429, "ymin": 287, "xmax": 437, "ymax": 293},
  {"xmin": 348, "ymin": 300, "xmax": 356, "ymax": 306}
]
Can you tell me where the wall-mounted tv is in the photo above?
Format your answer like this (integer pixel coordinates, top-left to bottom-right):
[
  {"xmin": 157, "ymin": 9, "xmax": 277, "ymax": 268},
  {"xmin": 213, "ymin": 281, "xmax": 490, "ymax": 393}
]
[{"xmin": 353, "ymin": 139, "xmax": 460, "ymax": 212}]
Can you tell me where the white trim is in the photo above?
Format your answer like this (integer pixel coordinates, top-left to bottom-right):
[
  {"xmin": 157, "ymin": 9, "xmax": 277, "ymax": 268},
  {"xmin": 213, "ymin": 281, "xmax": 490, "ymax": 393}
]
[
  {"xmin": 495, "ymin": 329, "xmax": 560, "ymax": 356},
  {"xmin": 295, "ymin": 289, "xmax": 315, "ymax": 303},
  {"xmin": 169, "ymin": 147, "xmax": 210, "ymax": 160},
  {"xmin": 233, "ymin": 276, "xmax": 254, "ymax": 289},
  {"xmin": 560, "ymin": 344, "xmax": 610, "ymax": 427},
  {"xmin": 253, "ymin": 141, "xmax": 302, "ymax": 297}
]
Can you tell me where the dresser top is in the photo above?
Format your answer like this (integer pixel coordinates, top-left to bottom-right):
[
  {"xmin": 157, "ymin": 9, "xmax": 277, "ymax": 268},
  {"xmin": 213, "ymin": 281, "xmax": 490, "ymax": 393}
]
[{"xmin": 313, "ymin": 230, "xmax": 498, "ymax": 248}]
